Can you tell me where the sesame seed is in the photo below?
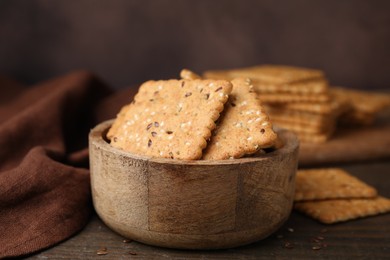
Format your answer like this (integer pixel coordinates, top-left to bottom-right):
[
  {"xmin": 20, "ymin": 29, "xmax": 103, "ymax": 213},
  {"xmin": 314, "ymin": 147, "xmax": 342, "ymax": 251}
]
[
  {"xmin": 247, "ymin": 137, "xmax": 253, "ymax": 141},
  {"xmin": 159, "ymin": 151, "xmax": 164, "ymax": 156},
  {"xmin": 261, "ymin": 122, "xmax": 269, "ymax": 126},
  {"xmin": 158, "ymin": 85, "xmax": 163, "ymax": 90},
  {"xmin": 168, "ymin": 135, "xmax": 173, "ymax": 140},
  {"xmin": 209, "ymin": 82, "xmax": 215, "ymax": 87},
  {"xmin": 256, "ymin": 111, "xmax": 261, "ymax": 115},
  {"xmin": 255, "ymin": 118, "xmax": 262, "ymax": 122},
  {"xmin": 151, "ymin": 111, "xmax": 156, "ymax": 116},
  {"xmin": 185, "ymin": 142, "xmax": 191, "ymax": 146},
  {"xmin": 248, "ymin": 119, "xmax": 253, "ymax": 124},
  {"xmin": 219, "ymin": 92, "xmax": 224, "ymax": 97},
  {"xmin": 240, "ymin": 101, "xmax": 247, "ymax": 106}
]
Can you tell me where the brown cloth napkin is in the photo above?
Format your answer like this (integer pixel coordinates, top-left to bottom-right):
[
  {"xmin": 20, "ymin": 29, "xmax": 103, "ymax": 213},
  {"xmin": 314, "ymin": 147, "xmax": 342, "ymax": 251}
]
[{"xmin": 0, "ymin": 71, "xmax": 136, "ymax": 258}]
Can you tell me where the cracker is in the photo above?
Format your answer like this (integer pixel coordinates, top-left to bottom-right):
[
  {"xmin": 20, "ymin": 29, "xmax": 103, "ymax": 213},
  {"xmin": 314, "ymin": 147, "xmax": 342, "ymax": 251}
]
[
  {"xmin": 295, "ymin": 168, "xmax": 377, "ymax": 201},
  {"xmin": 204, "ymin": 65, "xmax": 328, "ymax": 94},
  {"xmin": 108, "ymin": 79, "xmax": 232, "ymax": 160},
  {"xmin": 265, "ymin": 106, "xmax": 334, "ymax": 128},
  {"xmin": 331, "ymin": 87, "xmax": 390, "ymax": 114},
  {"xmin": 295, "ymin": 132, "xmax": 332, "ymax": 143},
  {"xmin": 205, "ymin": 65, "xmax": 324, "ymax": 84},
  {"xmin": 258, "ymin": 93, "xmax": 330, "ymax": 104},
  {"xmin": 294, "ymin": 196, "xmax": 390, "ymax": 224},
  {"xmin": 180, "ymin": 69, "xmax": 201, "ymax": 80},
  {"xmin": 279, "ymin": 98, "xmax": 350, "ymax": 115},
  {"xmin": 271, "ymin": 119, "xmax": 335, "ymax": 135},
  {"xmin": 202, "ymin": 78, "xmax": 277, "ymax": 160},
  {"xmin": 251, "ymin": 79, "xmax": 328, "ymax": 94}
]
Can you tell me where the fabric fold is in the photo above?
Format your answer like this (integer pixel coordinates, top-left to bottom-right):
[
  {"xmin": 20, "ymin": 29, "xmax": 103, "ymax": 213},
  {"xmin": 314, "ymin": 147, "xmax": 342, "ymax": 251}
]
[{"xmin": 0, "ymin": 71, "xmax": 115, "ymax": 258}]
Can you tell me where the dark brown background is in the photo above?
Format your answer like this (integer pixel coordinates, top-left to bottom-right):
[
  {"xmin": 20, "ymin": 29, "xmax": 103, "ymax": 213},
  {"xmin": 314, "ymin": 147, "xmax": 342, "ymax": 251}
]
[{"xmin": 1, "ymin": 0, "xmax": 389, "ymax": 90}]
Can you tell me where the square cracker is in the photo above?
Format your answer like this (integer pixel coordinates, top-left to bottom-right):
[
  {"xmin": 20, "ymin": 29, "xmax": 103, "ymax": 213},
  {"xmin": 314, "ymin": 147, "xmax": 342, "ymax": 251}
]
[
  {"xmin": 295, "ymin": 168, "xmax": 377, "ymax": 201},
  {"xmin": 202, "ymin": 78, "xmax": 277, "ymax": 160},
  {"xmin": 294, "ymin": 196, "xmax": 390, "ymax": 224},
  {"xmin": 108, "ymin": 79, "xmax": 232, "ymax": 160}
]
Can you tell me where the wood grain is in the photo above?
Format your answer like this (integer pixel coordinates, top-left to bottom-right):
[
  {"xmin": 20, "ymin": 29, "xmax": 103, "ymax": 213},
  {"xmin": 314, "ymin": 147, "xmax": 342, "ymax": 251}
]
[
  {"xmin": 89, "ymin": 120, "xmax": 299, "ymax": 249},
  {"xmin": 29, "ymin": 161, "xmax": 390, "ymax": 259}
]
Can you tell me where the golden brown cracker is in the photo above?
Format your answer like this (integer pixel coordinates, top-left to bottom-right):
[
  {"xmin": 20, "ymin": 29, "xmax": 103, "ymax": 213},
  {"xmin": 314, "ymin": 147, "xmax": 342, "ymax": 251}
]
[
  {"xmin": 295, "ymin": 168, "xmax": 377, "ymax": 201},
  {"xmin": 204, "ymin": 65, "xmax": 328, "ymax": 95},
  {"xmin": 295, "ymin": 132, "xmax": 333, "ymax": 143},
  {"xmin": 251, "ymin": 79, "xmax": 328, "ymax": 94},
  {"xmin": 331, "ymin": 87, "xmax": 390, "ymax": 114},
  {"xmin": 294, "ymin": 196, "xmax": 390, "ymax": 224},
  {"xmin": 203, "ymin": 78, "xmax": 277, "ymax": 160},
  {"xmin": 271, "ymin": 119, "xmax": 335, "ymax": 135},
  {"xmin": 108, "ymin": 79, "xmax": 232, "ymax": 160},
  {"xmin": 205, "ymin": 65, "xmax": 324, "ymax": 84},
  {"xmin": 265, "ymin": 106, "xmax": 334, "ymax": 128},
  {"xmin": 180, "ymin": 69, "xmax": 201, "ymax": 80},
  {"xmin": 281, "ymin": 97, "xmax": 350, "ymax": 115},
  {"xmin": 258, "ymin": 93, "xmax": 330, "ymax": 104}
]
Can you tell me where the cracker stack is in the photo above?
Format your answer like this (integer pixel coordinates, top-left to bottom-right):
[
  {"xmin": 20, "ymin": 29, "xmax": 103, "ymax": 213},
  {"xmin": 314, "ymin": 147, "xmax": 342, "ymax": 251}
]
[
  {"xmin": 204, "ymin": 65, "xmax": 347, "ymax": 143},
  {"xmin": 294, "ymin": 168, "xmax": 390, "ymax": 224}
]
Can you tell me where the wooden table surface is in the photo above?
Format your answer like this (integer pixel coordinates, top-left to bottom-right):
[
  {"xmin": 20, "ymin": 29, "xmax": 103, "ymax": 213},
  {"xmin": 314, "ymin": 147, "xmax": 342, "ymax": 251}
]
[{"xmin": 29, "ymin": 160, "xmax": 390, "ymax": 259}]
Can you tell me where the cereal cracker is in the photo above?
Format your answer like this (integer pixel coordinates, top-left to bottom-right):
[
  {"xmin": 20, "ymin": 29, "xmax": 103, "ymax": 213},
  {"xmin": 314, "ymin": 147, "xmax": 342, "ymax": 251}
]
[
  {"xmin": 204, "ymin": 65, "xmax": 328, "ymax": 94},
  {"xmin": 294, "ymin": 196, "xmax": 390, "ymax": 224},
  {"xmin": 295, "ymin": 132, "xmax": 333, "ymax": 143},
  {"xmin": 180, "ymin": 69, "xmax": 201, "ymax": 80},
  {"xmin": 204, "ymin": 65, "xmax": 324, "ymax": 84},
  {"xmin": 108, "ymin": 79, "xmax": 232, "ymax": 160},
  {"xmin": 258, "ymin": 93, "xmax": 330, "ymax": 104},
  {"xmin": 265, "ymin": 106, "xmax": 334, "ymax": 128},
  {"xmin": 279, "ymin": 98, "xmax": 350, "ymax": 115},
  {"xmin": 271, "ymin": 119, "xmax": 335, "ymax": 135},
  {"xmin": 295, "ymin": 168, "xmax": 377, "ymax": 201},
  {"xmin": 331, "ymin": 87, "xmax": 390, "ymax": 114},
  {"xmin": 202, "ymin": 78, "xmax": 277, "ymax": 160}
]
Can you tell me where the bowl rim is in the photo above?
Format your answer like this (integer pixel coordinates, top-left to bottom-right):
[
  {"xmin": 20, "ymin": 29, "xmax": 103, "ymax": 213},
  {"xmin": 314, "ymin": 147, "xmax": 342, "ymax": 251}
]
[{"xmin": 89, "ymin": 119, "xmax": 299, "ymax": 166}]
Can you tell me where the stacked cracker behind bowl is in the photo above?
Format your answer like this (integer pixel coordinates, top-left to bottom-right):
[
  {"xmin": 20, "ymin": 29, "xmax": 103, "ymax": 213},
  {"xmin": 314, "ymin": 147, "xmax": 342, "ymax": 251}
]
[{"xmin": 204, "ymin": 65, "xmax": 348, "ymax": 143}]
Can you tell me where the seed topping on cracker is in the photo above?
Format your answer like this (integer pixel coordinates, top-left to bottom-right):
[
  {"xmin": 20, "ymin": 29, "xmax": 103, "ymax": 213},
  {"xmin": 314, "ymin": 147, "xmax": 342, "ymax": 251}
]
[{"xmin": 108, "ymin": 79, "xmax": 232, "ymax": 160}]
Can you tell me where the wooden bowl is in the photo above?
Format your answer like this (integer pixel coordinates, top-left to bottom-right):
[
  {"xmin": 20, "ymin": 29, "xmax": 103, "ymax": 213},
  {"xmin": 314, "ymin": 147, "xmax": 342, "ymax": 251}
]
[{"xmin": 89, "ymin": 120, "xmax": 299, "ymax": 250}]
